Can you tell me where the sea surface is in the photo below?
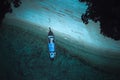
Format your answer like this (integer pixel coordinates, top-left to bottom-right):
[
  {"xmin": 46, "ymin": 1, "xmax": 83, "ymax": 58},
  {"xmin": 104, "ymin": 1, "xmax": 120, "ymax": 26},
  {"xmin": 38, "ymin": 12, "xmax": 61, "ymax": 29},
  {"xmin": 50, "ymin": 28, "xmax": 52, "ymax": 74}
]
[{"xmin": 0, "ymin": 24, "xmax": 120, "ymax": 80}]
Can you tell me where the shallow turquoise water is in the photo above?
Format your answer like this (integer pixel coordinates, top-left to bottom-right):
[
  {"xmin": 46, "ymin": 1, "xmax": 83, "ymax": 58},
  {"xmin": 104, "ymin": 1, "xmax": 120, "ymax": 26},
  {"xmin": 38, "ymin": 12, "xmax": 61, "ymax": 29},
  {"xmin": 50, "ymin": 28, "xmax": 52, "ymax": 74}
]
[{"xmin": 0, "ymin": 24, "xmax": 120, "ymax": 80}]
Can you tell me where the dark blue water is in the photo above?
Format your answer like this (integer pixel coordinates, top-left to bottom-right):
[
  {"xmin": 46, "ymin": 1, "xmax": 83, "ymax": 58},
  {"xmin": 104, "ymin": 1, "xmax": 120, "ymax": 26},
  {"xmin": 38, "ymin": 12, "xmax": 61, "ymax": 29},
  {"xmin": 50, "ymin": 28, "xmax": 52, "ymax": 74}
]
[{"xmin": 0, "ymin": 24, "xmax": 120, "ymax": 80}]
